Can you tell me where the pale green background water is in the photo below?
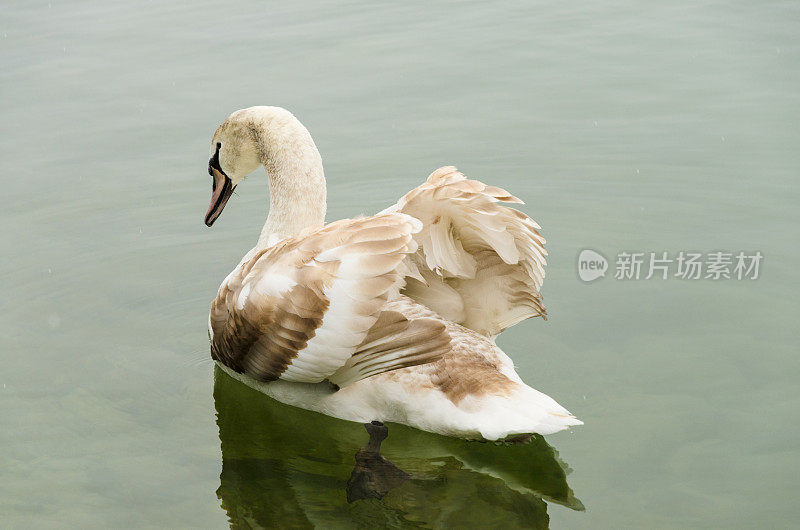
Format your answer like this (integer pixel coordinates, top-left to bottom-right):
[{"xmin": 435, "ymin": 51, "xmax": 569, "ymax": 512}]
[{"xmin": 2, "ymin": 1, "xmax": 798, "ymax": 528}]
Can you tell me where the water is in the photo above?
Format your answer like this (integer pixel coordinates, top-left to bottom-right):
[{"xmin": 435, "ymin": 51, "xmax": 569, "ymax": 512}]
[{"xmin": 2, "ymin": 1, "xmax": 798, "ymax": 527}]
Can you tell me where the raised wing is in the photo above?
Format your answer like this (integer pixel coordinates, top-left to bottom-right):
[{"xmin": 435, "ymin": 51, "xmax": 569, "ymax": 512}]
[
  {"xmin": 209, "ymin": 213, "xmax": 449, "ymax": 385},
  {"xmin": 386, "ymin": 166, "xmax": 547, "ymax": 337}
]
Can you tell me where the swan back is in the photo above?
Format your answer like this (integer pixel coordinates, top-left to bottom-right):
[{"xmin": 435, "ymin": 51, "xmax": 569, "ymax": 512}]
[{"xmin": 387, "ymin": 167, "xmax": 547, "ymax": 337}]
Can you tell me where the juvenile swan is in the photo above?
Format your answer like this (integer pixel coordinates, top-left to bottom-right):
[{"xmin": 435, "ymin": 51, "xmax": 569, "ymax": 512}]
[{"xmin": 204, "ymin": 106, "xmax": 581, "ymax": 440}]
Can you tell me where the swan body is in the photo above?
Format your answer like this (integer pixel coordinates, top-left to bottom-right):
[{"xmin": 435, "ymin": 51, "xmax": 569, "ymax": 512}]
[{"xmin": 204, "ymin": 106, "xmax": 581, "ymax": 440}]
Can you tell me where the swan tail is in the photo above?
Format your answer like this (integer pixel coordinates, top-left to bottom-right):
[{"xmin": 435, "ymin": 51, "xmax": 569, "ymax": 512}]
[{"xmin": 467, "ymin": 384, "xmax": 582, "ymax": 441}]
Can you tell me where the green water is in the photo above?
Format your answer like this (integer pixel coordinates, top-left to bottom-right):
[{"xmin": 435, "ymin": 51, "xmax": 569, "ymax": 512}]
[{"xmin": 2, "ymin": 1, "xmax": 798, "ymax": 527}]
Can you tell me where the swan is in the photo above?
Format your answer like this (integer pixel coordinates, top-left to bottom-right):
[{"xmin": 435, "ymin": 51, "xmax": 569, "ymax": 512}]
[{"xmin": 204, "ymin": 106, "xmax": 581, "ymax": 441}]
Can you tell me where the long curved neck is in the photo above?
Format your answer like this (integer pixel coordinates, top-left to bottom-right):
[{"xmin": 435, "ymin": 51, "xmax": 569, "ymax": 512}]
[{"xmin": 253, "ymin": 113, "xmax": 327, "ymax": 247}]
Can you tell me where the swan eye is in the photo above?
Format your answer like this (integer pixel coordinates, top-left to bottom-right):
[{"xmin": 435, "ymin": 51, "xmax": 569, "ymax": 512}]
[{"xmin": 209, "ymin": 142, "xmax": 223, "ymax": 176}]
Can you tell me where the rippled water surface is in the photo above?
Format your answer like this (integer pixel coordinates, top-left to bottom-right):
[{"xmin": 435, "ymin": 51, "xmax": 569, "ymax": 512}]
[{"xmin": 2, "ymin": 1, "xmax": 798, "ymax": 527}]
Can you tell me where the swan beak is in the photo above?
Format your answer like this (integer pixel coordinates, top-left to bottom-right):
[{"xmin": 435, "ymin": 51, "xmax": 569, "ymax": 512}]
[{"xmin": 205, "ymin": 167, "xmax": 235, "ymax": 227}]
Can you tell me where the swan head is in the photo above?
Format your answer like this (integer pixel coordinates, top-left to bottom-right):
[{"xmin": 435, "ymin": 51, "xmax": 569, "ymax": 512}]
[
  {"xmin": 204, "ymin": 109, "xmax": 265, "ymax": 226},
  {"xmin": 204, "ymin": 106, "xmax": 326, "ymax": 236}
]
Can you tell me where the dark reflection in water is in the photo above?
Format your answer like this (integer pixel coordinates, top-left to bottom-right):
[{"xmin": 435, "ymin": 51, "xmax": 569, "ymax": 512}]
[
  {"xmin": 214, "ymin": 366, "xmax": 584, "ymax": 528},
  {"xmin": 347, "ymin": 420, "xmax": 412, "ymax": 503}
]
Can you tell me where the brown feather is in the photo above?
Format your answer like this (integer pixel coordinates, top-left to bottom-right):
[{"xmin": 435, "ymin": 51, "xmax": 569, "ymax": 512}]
[{"xmin": 211, "ymin": 213, "xmax": 427, "ymax": 383}]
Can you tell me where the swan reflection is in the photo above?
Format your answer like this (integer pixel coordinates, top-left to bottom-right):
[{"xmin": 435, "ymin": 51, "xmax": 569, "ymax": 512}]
[{"xmin": 214, "ymin": 366, "xmax": 583, "ymax": 528}]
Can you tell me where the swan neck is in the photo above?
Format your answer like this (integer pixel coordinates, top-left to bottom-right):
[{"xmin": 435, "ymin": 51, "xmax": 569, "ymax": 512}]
[{"xmin": 254, "ymin": 117, "xmax": 327, "ymax": 246}]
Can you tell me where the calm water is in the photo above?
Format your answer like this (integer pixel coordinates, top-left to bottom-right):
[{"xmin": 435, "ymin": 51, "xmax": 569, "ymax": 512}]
[{"xmin": 2, "ymin": 1, "xmax": 798, "ymax": 527}]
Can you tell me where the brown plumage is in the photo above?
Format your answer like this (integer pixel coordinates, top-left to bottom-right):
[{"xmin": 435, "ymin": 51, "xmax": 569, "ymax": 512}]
[
  {"xmin": 330, "ymin": 302, "xmax": 452, "ymax": 387},
  {"xmin": 369, "ymin": 297, "xmax": 520, "ymax": 406},
  {"xmin": 209, "ymin": 213, "xmax": 450, "ymax": 385}
]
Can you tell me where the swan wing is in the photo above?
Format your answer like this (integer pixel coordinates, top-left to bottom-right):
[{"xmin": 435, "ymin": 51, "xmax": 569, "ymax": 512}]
[
  {"xmin": 385, "ymin": 166, "xmax": 547, "ymax": 337},
  {"xmin": 209, "ymin": 213, "xmax": 448, "ymax": 385}
]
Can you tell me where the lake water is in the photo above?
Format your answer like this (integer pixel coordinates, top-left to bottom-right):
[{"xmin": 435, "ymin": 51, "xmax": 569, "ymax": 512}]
[{"xmin": 2, "ymin": 1, "xmax": 798, "ymax": 527}]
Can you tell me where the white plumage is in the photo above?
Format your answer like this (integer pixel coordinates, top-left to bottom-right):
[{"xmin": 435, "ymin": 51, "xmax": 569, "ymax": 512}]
[{"xmin": 204, "ymin": 106, "xmax": 581, "ymax": 440}]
